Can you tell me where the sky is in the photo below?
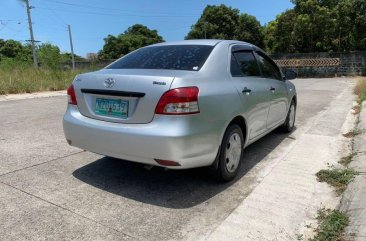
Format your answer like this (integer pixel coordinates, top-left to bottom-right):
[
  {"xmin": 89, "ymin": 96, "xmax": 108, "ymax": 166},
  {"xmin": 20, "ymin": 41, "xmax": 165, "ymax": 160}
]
[{"xmin": 0, "ymin": 0, "xmax": 294, "ymax": 57}]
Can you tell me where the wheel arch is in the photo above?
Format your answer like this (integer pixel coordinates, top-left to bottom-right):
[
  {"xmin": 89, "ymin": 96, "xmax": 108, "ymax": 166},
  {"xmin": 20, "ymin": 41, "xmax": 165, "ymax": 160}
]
[
  {"xmin": 292, "ymin": 95, "xmax": 297, "ymax": 106},
  {"xmin": 228, "ymin": 116, "xmax": 248, "ymax": 146},
  {"xmin": 211, "ymin": 115, "xmax": 248, "ymax": 170}
]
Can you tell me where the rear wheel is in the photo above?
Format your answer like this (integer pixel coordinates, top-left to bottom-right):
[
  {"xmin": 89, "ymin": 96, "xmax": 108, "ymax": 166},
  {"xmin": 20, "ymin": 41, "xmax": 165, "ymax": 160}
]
[
  {"xmin": 212, "ymin": 124, "xmax": 244, "ymax": 182},
  {"xmin": 282, "ymin": 100, "xmax": 296, "ymax": 133}
]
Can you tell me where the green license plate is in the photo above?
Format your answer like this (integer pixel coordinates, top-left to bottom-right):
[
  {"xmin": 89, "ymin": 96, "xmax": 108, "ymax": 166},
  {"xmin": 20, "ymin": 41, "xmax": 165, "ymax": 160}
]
[{"xmin": 95, "ymin": 98, "xmax": 128, "ymax": 118}]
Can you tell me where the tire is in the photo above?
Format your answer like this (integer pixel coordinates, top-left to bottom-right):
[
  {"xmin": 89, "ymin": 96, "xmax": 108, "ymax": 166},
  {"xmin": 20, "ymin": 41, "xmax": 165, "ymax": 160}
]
[
  {"xmin": 212, "ymin": 124, "xmax": 244, "ymax": 182},
  {"xmin": 282, "ymin": 100, "xmax": 296, "ymax": 133}
]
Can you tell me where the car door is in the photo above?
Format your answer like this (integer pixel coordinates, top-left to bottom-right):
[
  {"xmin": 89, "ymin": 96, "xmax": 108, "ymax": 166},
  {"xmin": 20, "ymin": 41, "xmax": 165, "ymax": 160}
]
[
  {"xmin": 255, "ymin": 51, "xmax": 289, "ymax": 129},
  {"xmin": 229, "ymin": 46, "xmax": 271, "ymax": 140}
]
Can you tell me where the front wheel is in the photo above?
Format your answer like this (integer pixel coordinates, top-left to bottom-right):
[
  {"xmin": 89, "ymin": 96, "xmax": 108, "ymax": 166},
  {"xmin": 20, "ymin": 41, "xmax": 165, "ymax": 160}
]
[
  {"xmin": 212, "ymin": 124, "xmax": 244, "ymax": 182},
  {"xmin": 282, "ymin": 100, "xmax": 296, "ymax": 133}
]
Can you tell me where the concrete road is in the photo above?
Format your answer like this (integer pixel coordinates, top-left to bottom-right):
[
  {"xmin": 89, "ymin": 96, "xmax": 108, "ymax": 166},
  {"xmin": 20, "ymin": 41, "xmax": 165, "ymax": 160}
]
[{"xmin": 0, "ymin": 78, "xmax": 356, "ymax": 241}]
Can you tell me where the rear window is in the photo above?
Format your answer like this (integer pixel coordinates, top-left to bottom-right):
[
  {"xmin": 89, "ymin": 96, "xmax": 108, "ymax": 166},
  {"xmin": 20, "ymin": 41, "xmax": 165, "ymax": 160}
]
[{"xmin": 107, "ymin": 45, "xmax": 214, "ymax": 71}]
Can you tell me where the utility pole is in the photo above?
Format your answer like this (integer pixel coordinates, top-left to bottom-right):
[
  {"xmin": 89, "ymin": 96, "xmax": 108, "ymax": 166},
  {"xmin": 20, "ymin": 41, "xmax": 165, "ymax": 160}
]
[
  {"xmin": 68, "ymin": 24, "xmax": 75, "ymax": 69},
  {"xmin": 25, "ymin": 0, "xmax": 38, "ymax": 68}
]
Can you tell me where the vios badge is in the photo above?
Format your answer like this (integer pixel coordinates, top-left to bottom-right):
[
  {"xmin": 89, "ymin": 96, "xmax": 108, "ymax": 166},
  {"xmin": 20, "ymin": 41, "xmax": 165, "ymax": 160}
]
[{"xmin": 104, "ymin": 78, "xmax": 115, "ymax": 88}]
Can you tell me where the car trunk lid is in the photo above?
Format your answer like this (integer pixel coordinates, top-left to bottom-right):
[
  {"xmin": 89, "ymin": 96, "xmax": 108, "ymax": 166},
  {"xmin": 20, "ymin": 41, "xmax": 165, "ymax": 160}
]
[{"xmin": 74, "ymin": 69, "xmax": 175, "ymax": 124}]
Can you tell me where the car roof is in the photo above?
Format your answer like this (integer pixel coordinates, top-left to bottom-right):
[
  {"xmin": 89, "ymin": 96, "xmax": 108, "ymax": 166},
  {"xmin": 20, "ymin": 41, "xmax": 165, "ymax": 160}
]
[{"xmin": 150, "ymin": 39, "xmax": 254, "ymax": 47}]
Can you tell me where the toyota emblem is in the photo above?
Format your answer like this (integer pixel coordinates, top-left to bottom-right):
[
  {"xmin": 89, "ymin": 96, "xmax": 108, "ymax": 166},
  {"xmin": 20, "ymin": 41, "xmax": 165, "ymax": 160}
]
[{"xmin": 104, "ymin": 78, "xmax": 115, "ymax": 88}]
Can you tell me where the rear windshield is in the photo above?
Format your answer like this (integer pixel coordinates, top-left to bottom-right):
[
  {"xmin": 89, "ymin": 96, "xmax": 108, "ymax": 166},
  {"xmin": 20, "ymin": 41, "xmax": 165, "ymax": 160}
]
[{"xmin": 106, "ymin": 45, "xmax": 214, "ymax": 71}]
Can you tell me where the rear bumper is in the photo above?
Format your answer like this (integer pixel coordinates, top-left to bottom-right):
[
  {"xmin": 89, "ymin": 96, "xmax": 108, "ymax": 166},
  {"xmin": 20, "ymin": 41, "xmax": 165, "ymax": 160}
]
[{"xmin": 63, "ymin": 105, "xmax": 224, "ymax": 169}]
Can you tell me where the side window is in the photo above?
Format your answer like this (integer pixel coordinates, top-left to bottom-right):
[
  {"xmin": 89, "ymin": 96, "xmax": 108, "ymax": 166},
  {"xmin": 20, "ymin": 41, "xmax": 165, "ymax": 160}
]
[
  {"xmin": 255, "ymin": 52, "xmax": 282, "ymax": 80},
  {"xmin": 230, "ymin": 54, "xmax": 242, "ymax": 77},
  {"xmin": 232, "ymin": 51, "xmax": 261, "ymax": 77}
]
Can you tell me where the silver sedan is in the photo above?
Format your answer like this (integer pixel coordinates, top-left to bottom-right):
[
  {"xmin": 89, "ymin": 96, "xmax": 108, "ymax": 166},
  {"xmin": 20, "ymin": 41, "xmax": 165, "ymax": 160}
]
[{"xmin": 63, "ymin": 40, "xmax": 297, "ymax": 181}]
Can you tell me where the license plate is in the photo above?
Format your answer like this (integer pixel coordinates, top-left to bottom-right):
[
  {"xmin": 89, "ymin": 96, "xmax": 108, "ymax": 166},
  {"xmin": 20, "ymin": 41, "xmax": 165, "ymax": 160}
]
[{"xmin": 95, "ymin": 98, "xmax": 128, "ymax": 118}]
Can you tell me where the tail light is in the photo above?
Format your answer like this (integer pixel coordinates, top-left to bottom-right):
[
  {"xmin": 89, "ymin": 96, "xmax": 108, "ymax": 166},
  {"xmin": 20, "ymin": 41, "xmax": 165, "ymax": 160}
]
[
  {"xmin": 67, "ymin": 84, "xmax": 77, "ymax": 105},
  {"xmin": 155, "ymin": 87, "xmax": 200, "ymax": 115}
]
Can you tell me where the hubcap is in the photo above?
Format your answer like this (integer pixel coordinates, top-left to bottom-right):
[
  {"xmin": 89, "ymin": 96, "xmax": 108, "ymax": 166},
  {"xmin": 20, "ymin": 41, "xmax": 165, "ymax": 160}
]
[
  {"xmin": 225, "ymin": 133, "xmax": 242, "ymax": 173},
  {"xmin": 289, "ymin": 104, "xmax": 295, "ymax": 128}
]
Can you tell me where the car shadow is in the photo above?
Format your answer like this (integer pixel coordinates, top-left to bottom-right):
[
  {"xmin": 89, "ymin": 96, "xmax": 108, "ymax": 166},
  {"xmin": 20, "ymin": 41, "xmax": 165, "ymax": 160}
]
[{"xmin": 72, "ymin": 128, "xmax": 295, "ymax": 209}]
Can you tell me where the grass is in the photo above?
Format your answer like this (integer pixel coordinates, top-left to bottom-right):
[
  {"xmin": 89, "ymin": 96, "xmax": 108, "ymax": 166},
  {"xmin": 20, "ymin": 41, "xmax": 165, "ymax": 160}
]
[
  {"xmin": 338, "ymin": 153, "xmax": 357, "ymax": 167},
  {"xmin": 343, "ymin": 128, "xmax": 366, "ymax": 138},
  {"xmin": 352, "ymin": 104, "xmax": 361, "ymax": 115},
  {"xmin": 354, "ymin": 78, "xmax": 366, "ymax": 104},
  {"xmin": 0, "ymin": 65, "xmax": 90, "ymax": 95},
  {"xmin": 316, "ymin": 169, "xmax": 357, "ymax": 195},
  {"xmin": 310, "ymin": 208, "xmax": 349, "ymax": 241}
]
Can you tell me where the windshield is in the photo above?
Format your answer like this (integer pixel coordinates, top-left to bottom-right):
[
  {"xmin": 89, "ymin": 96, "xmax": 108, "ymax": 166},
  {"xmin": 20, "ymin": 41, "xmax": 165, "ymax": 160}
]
[{"xmin": 106, "ymin": 45, "xmax": 214, "ymax": 71}]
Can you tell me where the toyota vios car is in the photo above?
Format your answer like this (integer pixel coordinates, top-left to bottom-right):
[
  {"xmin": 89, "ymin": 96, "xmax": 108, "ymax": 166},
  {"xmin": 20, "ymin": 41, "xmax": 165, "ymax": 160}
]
[{"xmin": 63, "ymin": 40, "xmax": 297, "ymax": 181}]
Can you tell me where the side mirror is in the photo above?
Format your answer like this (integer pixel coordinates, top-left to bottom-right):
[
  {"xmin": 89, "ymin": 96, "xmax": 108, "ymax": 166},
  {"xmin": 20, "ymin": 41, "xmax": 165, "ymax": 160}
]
[{"xmin": 284, "ymin": 70, "xmax": 297, "ymax": 80}]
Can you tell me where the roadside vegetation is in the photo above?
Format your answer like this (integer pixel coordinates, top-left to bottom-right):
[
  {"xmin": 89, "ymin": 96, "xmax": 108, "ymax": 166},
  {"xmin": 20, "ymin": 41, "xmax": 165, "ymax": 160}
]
[
  {"xmin": 311, "ymin": 76, "xmax": 366, "ymax": 240},
  {"xmin": 338, "ymin": 153, "xmax": 357, "ymax": 167},
  {"xmin": 343, "ymin": 128, "xmax": 366, "ymax": 138},
  {"xmin": 352, "ymin": 104, "xmax": 361, "ymax": 115},
  {"xmin": 316, "ymin": 168, "xmax": 357, "ymax": 195},
  {"xmin": 310, "ymin": 208, "xmax": 349, "ymax": 241},
  {"xmin": 354, "ymin": 78, "xmax": 366, "ymax": 104},
  {"xmin": 351, "ymin": 78, "xmax": 366, "ymax": 115},
  {"xmin": 0, "ymin": 41, "xmax": 95, "ymax": 95},
  {"xmin": 0, "ymin": 62, "xmax": 84, "ymax": 95}
]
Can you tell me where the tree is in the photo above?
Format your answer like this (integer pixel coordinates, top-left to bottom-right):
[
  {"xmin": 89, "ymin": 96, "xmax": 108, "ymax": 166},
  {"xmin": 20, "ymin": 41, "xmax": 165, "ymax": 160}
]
[
  {"xmin": 60, "ymin": 52, "xmax": 84, "ymax": 63},
  {"xmin": 292, "ymin": 0, "xmax": 339, "ymax": 52},
  {"xmin": 264, "ymin": 10, "xmax": 298, "ymax": 53},
  {"xmin": 349, "ymin": 0, "xmax": 366, "ymax": 50},
  {"xmin": 235, "ymin": 14, "xmax": 264, "ymax": 48},
  {"xmin": 265, "ymin": 0, "xmax": 340, "ymax": 53},
  {"xmin": 98, "ymin": 24, "xmax": 163, "ymax": 60},
  {"xmin": 38, "ymin": 43, "xmax": 61, "ymax": 69},
  {"xmin": 337, "ymin": 0, "xmax": 366, "ymax": 51},
  {"xmin": 99, "ymin": 35, "xmax": 120, "ymax": 60},
  {"xmin": 186, "ymin": 5, "xmax": 240, "ymax": 40},
  {"xmin": 0, "ymin": 39, "xmax": 24, "ymax": 59},
  {"xmin": 264, "ymin": 0, "xmax": 366, "ymax": 53},
  {"xmin": 125, "ymin": 24, "xmax": 163, "ymax": 43},
  {"xmin": 186, "ymin": 5, "xmax": 264, "ymax": 46},
  {"xmin": 0, "ymin": 39, "xmax": 32, "ymax": 62}
]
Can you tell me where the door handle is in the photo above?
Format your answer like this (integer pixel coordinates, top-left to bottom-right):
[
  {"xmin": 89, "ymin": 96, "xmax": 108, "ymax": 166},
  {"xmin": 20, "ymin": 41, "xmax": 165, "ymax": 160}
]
[
  {"xmin": 270, "ymin": 87, "xmax": 276, "ymax": 91},
  {"xmin": 242, "ymin": 87, "xmax": 252, "ymax": 94}
]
